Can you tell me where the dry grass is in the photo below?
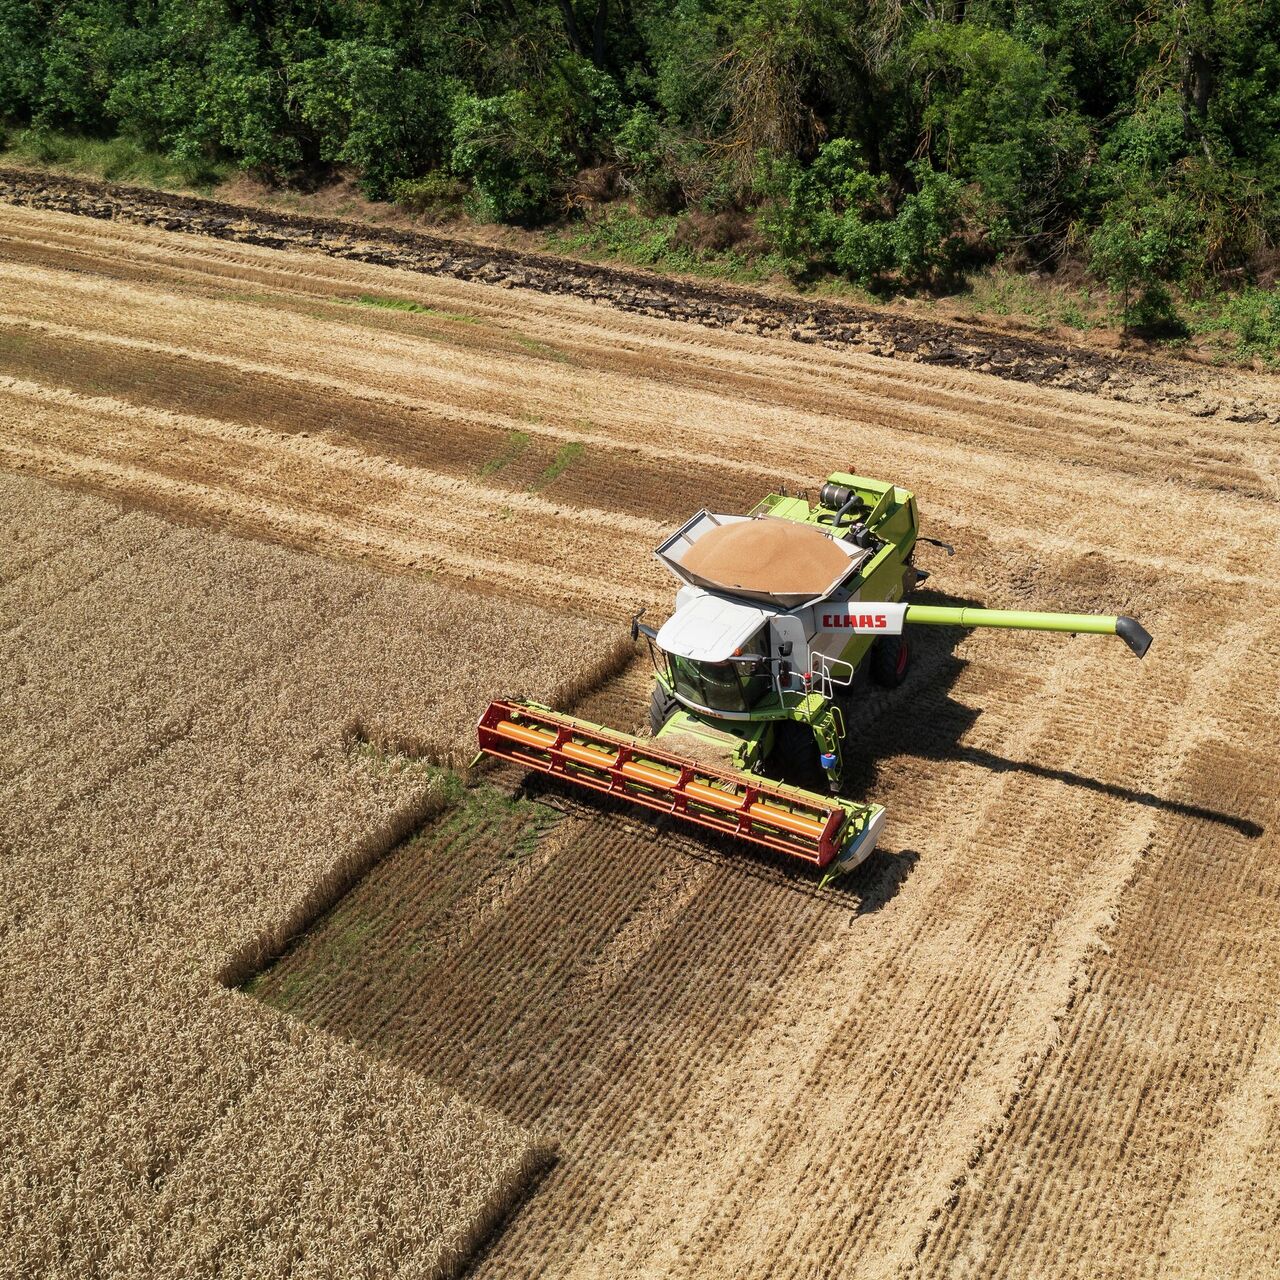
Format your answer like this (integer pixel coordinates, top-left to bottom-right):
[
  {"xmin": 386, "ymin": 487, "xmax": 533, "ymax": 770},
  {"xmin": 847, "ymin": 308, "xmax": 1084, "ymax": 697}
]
[{"xmin": 0, "ymin": 471, "xmax": 624, "ymax": 1278}]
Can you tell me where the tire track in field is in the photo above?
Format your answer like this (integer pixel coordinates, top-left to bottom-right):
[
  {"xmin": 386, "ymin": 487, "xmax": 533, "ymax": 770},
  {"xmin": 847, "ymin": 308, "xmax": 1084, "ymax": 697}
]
[
  {"xmin": 1159, "ymin": 1016, "xmax": 1280, "ymax": 1279},
  {"xmin": 562, "ymin": 613, "xmax": 1204, "ymax": 1280},
  {"xmin": 5, "ymin": 168, "xmax": 1279, "ymax": 426},
  {"xmin": 1, "ymin": 244, "xmax": 1275, "ymax": 516},
  {"xmin": 913, "ymin": 654, "xmax": 1278, "ymax": 1278},
  {"xmin": 2, "ymin": 304, "xmax": 1276, "ymax": 601}
]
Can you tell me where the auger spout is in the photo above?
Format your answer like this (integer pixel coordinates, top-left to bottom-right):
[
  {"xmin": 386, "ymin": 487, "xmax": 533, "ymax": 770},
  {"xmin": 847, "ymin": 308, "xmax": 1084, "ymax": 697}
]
[{"xmin": 903, "ymin": 605, "xmax": 1152, "ymax": 658}]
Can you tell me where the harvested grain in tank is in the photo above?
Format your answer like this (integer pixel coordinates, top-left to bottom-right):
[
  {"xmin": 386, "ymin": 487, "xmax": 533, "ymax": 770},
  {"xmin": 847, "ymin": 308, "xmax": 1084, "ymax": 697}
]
[{"xmin": 683, "ymin": 518, "xmax": 852, "ymax": 596}]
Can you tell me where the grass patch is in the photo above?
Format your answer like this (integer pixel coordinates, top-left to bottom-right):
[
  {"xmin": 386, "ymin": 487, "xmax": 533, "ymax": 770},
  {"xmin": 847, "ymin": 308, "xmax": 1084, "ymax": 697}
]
[
  {"xmin": 512, "ymin": 333, "xmax": 572, "ymax": 362},
  {"xmin": 945, "ymin": 269, "xmax": 1107, "ymax": 334},
  {"xmin": 529, "ymin": 441, "xmax": 584, "ymax": 490},
  {"xmin": 479, "ymin": 429, "xmax": 531, "ymax": 476},
  {"xmin": 432, "ymin": 776, "xmax": 559, "ymax": 858},
  {"xmin": 1, "ymin": 127, "xmax": 227, "ymax": 191},
  {"xmin": 1185, "ymin": 286, "xmax": 1280, "ymax": 366},
  {"xmin": 346, "ymin": 294, "xmax": 478, "ymax": 323},
  {"xmin": 545, "ymin": 210, "xmax": 784, "ymax": 284}
]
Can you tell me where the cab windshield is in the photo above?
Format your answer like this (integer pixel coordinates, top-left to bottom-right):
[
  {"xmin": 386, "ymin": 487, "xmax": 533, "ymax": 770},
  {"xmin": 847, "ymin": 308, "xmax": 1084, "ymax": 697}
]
[{"xmin": 665, "ymin": 631, "xmax": 772, "ymax": 713}]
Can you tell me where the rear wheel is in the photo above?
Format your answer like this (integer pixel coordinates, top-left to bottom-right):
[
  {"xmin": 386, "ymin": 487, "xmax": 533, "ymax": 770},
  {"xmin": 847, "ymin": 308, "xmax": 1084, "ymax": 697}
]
[
  {"xmin": 869, "ymin": 634, "xmax": 910, "ymax": 688},
  {"xmin": 648, "ymin": 682, "xmax": 679, "ymax": 734}
]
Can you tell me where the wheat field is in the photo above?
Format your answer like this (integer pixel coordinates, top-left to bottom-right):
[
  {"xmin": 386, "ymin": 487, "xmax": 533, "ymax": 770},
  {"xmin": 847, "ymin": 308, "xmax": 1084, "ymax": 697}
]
[
  {"xmin": 1, "ymin": 200, "xmax": 1279, "ymax": 1278},
  {"xmin": 0, "ymin": 470, "xmax": 624, "ymax": 1277}
]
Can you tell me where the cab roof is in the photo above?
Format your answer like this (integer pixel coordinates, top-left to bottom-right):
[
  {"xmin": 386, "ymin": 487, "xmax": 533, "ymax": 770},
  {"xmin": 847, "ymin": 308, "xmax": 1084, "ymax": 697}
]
[{"xmin": 655, "ymin": 591, "xmax": 774, "ymax": 663}]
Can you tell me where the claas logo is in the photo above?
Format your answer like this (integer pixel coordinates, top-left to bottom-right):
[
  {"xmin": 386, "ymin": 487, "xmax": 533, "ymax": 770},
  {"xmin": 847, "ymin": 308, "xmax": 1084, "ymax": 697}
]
[{"xmin": 822, "ymin": 612, "xmax": 888, "ymax": 629}]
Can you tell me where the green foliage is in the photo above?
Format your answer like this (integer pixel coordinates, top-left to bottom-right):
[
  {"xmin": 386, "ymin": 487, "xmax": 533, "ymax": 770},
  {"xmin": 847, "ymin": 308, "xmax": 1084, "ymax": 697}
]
[
  {"xmin": 762, "ymin": 139, "xmax": 887, "ymax": 272},
  {"xmin": 449, "ymin": 89, "xmax": 572, "ymax": 224},
  {"xmin": 390, "ymin": 172, "xmax": 468, "ymax": 218},
  {"xmin": 613, "ymin": 106, "xmax": 678, "ymax": 212},
  {"xmin": 958, "ymin": 270, "xmax": 1104, "ymax": 334},
  {"xmin": 0, "ymin": 0, "xmax": 43, "ymax": 120},
  {"xmin": 2, "ymin": 126, "xmax": 226, "ymax": 188},
  {"xmin": 548, "ymin": 208, "xmax": 779, "ymax": 282},
  {"xmin": 531, "ymin": 441, "xmax": 584, "ymax": 489},
  {"xmin": 479, "ymin": 430, "xmax": 531, "ymax": 476},
  {"xmin": 1188, "ymin": 287, "xmax": 1280, "ymax": 365},
  {"xmin": 1087, "ymin": 193, "xmax": 1194, "ymax": 321},
  {"xmin": 292, "ymin": 42, "xmax": 449, "ymax": 199},
  {"xmin": 763, "ymin": 142, "xmax": 964, "ymax": 287},
  {"xmin": 909, "ymin": 23, "xmax": 1088, "ymax": 248},
  {"xmin": 888, "ymin": 165, "xmax": 967, "ymax": 283},
  {"xmin": 191, "ymin": 25, "xmax": 299, "ymax": 176}
]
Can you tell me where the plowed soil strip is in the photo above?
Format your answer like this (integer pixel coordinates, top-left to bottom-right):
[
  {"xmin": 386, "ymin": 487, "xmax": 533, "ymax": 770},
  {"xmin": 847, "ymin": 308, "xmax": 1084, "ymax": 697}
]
[{"xmin": 4, "ymin": 165, "xmax": 1279, "ymax": 424}]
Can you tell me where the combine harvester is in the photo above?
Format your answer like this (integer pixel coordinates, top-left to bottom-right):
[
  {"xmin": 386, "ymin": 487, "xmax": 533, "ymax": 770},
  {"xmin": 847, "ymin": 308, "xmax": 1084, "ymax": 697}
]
[{"xmin": 478, "ymin": 472, "xmax": 1151, "ymax": 884}]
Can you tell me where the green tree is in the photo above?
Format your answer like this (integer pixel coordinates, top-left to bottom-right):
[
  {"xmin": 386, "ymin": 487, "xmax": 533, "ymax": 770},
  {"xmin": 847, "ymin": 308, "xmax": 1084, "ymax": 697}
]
[
  {"xmin": 0, "ymin": 0, "xmax": 46, "ymax": 121},
  {"xmin": 909, "ymin": 22, "xmax": 1088, "ymax": 249},
  {"xmin": 293, "ymin": 40, "xmax": 449, "ymax": 198},
  {"xmin": 450, "ymin": 88, "xmax": 573, "ymax": 223}
]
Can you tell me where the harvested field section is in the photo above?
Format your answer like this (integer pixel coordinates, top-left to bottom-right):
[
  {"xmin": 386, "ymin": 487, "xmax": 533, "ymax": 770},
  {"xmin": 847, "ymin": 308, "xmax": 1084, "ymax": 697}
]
[
  {"xmin": 2, "ymin": 206, "xmax": 1278, "ymax": 609},
  {"xmin": 3, "ymin": 199, "xmax": 1280, "ymax": 1279},
  {"xmin": 919, "ymin": 722, "xmax": 1280, "ymax": 1277},
  {"xmin": 5, "ymin": 169, "xmax": 1279, "ymax": 424},
  {"xmin": 252, "ymin": 787, "xmax": 862, "ymax": 1273},
  {"xmin": 0, "ymin": 473, "xmax": 625, "ymax": 1279},
  {"xmin": 254, "ymin": 592, "xmax": 1277, "ymax": 1280}
]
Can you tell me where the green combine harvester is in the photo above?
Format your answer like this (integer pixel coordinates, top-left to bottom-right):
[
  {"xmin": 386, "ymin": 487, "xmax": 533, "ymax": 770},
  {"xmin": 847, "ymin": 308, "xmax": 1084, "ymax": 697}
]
[{"xmin": 478, "ymin": 472, "xmax": 1152, "ymax": 883}]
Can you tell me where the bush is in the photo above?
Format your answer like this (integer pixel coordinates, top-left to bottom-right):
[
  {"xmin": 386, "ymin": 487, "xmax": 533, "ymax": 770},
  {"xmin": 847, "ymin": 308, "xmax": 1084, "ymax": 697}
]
[
  {"xmin": 762, "ymin": 141, "xmax": 964, "ymax": 287},
  {"xmin": 293, "ymin": 42, "xmax": 448, "ymax": 200},
  {"xmin": 613, "ymin": 106, "xmax": 680, "ymax": 212},
  {"xmin": 449, "ymin": 89, "xmax": 572, "ymax": 224},
  {"xmin": 889, "ymin": 164, "xmax": 966, "ymax": 283},
  {"xmin": 391, "ymin": 172, "xmax": 469, "ymax": 218},
  {"xmin": 1087, "ymin": 192, "xmax": 1195, "ymax": 331},
  {"xmin": 1190, "ymin": 287, "xmax": 1280, "ymax": 364},
  {"xmin": 762, "ymin": 139, "xmax": 889, "ymax": 277}
]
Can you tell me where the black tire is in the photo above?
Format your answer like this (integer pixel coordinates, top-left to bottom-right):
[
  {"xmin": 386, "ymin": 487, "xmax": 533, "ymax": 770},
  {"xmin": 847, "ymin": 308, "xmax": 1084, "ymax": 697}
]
[
  {"xmin": 770, "ymin": 717, "xmax": 813, "ymax": 770},
  {"xmin": 869, "ymin": 633, "xmax": 910, "ymax": 688},
  {"xmin": 648, "ymin": 682, "xmax": 679, "ymax": 734},
  {"xmin": 767, "ymin": 718, "xmax": 819, "ymax": 789}
]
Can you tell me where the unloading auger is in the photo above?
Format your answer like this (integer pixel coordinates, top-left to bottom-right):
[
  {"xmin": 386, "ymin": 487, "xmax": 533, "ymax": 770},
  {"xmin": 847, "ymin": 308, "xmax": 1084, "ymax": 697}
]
[{"xmin": 477, "ymin": 472, "xmax": 1151, "ymax": 883}]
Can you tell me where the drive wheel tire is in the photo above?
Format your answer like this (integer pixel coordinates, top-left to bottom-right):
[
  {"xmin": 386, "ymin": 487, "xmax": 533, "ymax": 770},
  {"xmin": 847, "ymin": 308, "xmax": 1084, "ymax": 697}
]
[
  {"xmin": 772, "ymin": 719, "xmax": 849, "ymax": 793},
  {"xmin": 869, "ymin": 634, "xmax": 910, "ymax": 688},
  {"xmin": 648, "ymin": 683, "xmax": 679, "ymax": 734}
]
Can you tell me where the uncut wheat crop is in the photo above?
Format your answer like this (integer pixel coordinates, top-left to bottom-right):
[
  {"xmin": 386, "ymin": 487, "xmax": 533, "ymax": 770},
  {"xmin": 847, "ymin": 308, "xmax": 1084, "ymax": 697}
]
[{"xmin": 0, "ymin": 471, "xmax": 628, "ymax": 1279}]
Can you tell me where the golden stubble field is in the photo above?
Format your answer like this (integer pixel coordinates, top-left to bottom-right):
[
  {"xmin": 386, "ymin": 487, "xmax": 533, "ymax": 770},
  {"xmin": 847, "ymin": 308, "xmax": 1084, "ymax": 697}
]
[{"xmin": 1, "ymin": 201, "xmax": 1279, "ymax": 1279}]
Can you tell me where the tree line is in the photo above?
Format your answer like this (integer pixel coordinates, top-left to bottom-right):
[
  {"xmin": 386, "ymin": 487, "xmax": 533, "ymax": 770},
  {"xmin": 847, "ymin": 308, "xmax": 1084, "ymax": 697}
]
[{"xmin": 2, "ymin": 0, "xmax": 1278, "ymax": 315}]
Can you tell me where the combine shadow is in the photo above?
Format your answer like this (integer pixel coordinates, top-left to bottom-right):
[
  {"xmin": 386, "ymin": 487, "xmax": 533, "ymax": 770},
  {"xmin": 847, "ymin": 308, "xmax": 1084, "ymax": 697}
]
[
  {"xmin": 834, "ymin": 588, "xmax": 1263, "ymax": 842},
  {"xmin": 941, "ymin": 748, "xmax": 1262, "ymax": 838},
  {"xmin": 519, "ymin": 769, "xmax": 917, "ymax": 912}
]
